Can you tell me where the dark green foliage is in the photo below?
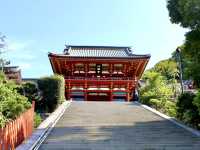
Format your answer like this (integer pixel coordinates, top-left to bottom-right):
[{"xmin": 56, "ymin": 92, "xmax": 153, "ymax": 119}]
[
  {"xmin": 167, "ymin": 0, "xmax": 200, "ymax": 29},
  {"xmin": 167, "ymin": 0, "xmax": 200, "ymax": 88},
  {"xmin": 184, "ymin": 29, "xmax": 200, "ymax": 87},
  {"xmin": 37, "ymin": 75, "xmax": 65, "ymax": 112},
  {"xmin": 176, "ymin": 92, "xmax": 200, "ymax": 128},
  {"xmin": 176, "ymin": 92, "xmax": 195, "ymax": 119},
  {"xmin": 193, "ymin": 90, "xmax": 200, "ymax": 116},
  {"xmin": 16, "ymin": 81, "xmax": 43, "ymax": 112},
  {"xmin": 22, "ymin": 82, "xmax": 38, "ymax": 101}
]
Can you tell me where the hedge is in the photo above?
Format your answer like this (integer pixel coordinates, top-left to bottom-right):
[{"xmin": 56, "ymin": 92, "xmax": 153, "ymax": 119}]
[
  {"xmin": 177, "ymin": 92, "xmax": 200, "ymax": 129},
  {"xmin": 37, "ymin": 74, "xmax": 65, "ymax": 112}
]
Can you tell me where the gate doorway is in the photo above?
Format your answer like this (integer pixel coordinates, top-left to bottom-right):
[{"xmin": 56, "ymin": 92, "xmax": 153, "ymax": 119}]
[{"xmin": 87, "ymin": 92, "xmax": 110, "ymax": 101}]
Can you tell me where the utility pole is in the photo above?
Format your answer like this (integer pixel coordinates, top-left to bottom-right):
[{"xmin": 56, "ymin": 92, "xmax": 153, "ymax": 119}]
[{"xmin": 176, "ymin": 47, "xmax": 184, "ymax": 94}]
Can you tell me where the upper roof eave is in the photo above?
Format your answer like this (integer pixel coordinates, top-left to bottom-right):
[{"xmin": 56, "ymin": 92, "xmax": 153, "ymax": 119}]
[{"xmin": 48, "ymin": 52, "xmax": 151, "ymax": 59}]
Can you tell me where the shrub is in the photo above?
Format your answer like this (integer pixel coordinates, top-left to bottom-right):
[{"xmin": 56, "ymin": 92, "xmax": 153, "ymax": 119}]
[
  {"xmin": 164, "ymin": 100, "xmax": 176, "ymax": 117},
  {"xmin": 193, "ymin": 90, "xmax": 200, "ymax": 116},
  {"xmin": 149, "ymin": 99, "xmax": 162, "ymax": 110},
  {"xmin": 0, "ymin": 72, "xmax": 31, "ymax": 128},
  {"xmin": 176, "ymin": 92, "xmax": 200, "ymax": 128},
  {"xmin": 176, "ymin": 92, "xmax": 195, "ymax": 120},
  {"xmin": 22, "ymin": 82, "xmax": 38, "ymax": 101},
  {"xmin": 0, "ymin": 83, "xmax": 31, "ymax": 120},
  {"xmin": 34, "ymin": 113, "xmax": 42, "ymax": 128},
  {"xmin": 37, "ymin": 75, "xmax": 65, "ymax": 112}
]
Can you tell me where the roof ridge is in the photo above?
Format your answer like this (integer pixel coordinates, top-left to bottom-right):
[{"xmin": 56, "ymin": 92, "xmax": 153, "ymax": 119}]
[{"xmin": 66, "ymin": 45, "xmax": 131, "ymax": 49}]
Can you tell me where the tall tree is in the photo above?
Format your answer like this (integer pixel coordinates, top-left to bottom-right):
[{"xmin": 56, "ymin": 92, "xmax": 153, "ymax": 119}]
[
  {"xmin": 167, "ymin": 0, "xmax": 200, "ymax": 87},
  {"xmin": 167, "ymin": 0, "xmax": 200, "ymax": 29},
  {"xmin": 153, "ymin": 59, "xmax": 178, "ymax": 81}
]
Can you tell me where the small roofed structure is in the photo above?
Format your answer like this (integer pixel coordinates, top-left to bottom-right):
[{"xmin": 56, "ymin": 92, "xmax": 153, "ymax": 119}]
[
  {"xmin": 3, "ymin": 66, "xmax": 22, "ymax": 83},
  {"xmin": 48, "ymin": 45, "xmax": 150, "ymax": 101}
]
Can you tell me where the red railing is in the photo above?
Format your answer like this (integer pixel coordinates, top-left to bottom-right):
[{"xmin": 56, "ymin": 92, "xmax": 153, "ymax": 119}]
[
  {"xmin": 65, "ymin": 76, "xmax": 136, "ymax": 81},
  {"xmin": 0, "ymin": 101, "xmax": 35, "ymax": 150}
]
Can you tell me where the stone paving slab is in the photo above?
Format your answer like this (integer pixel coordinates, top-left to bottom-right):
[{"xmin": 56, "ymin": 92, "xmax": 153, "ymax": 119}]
[{"xmin": 39, "ymin": 102, "xmax": 200, "ymax": 150}]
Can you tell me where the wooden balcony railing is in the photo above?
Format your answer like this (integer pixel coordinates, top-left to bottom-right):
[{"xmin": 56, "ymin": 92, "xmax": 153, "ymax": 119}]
[{"xmin": 65, "ymin": 76, "xmax": 136, "ymax": 81}]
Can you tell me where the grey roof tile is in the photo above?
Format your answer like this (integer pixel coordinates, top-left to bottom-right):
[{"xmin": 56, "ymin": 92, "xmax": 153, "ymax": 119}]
[
  {"xmin": 67, "ymin": 46, "xmax": 132, "ymax": 57},
  {"xmin": 49, "ymin": 45, "xmax": 150, "ymax": 59}
]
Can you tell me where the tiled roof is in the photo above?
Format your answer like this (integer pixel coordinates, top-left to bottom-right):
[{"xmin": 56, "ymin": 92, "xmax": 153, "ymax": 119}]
[
  {"xmin": 68, "ymin": 47, "xmax": 129, "ymax": 57},
  {"xmin": 61, "ymin": 45, "xmax": 150, "ymax": 58},
  {"xmin": 48, "ymin": 45, "xmax": 150, "ymax": 59}
]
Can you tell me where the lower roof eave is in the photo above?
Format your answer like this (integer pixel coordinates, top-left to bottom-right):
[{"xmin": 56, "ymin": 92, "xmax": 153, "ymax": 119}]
[{"xmin": 48, "ymin": 53, "xmax": 151, "ymax": 60}]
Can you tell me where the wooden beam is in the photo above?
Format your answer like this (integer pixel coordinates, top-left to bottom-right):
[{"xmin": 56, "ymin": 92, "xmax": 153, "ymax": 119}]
[
  {"xmin": 139, "ymin": 60, "xmax": 149, "ymax": 79},
  {"xmin": 135, "ymin": 61, "xmax": 142, "ymax": 77},
  {"xmin": 55, "ymin": 59, "xmax": 62, "ymax": 74},
  {"xmin": 49, "ymin": 58, "xmax": 57, "ymax": 73},
  {"xmin": 137, "ymin": 60, "xmax": 146, "ymax": 78}
]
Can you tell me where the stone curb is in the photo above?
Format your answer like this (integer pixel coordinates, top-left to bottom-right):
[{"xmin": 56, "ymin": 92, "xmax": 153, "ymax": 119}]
[
  {"xmin": 16, "ymin": 100, "xmax": 71, "ymax": 150},
  {"xmin": 135, "ymin": 101, "xmax": 200, "ymax": 137}
]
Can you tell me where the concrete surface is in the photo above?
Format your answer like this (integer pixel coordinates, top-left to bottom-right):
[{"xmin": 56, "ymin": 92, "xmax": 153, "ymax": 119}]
[{"xmin": 39, "ymin": 101, "xmax": 200, "ymax": 150}]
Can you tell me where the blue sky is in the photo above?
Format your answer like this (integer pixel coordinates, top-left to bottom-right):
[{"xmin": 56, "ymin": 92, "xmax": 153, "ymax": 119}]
[{"xmin": 0, "ymin": 0, "xmax": 187, "ymax": 78}]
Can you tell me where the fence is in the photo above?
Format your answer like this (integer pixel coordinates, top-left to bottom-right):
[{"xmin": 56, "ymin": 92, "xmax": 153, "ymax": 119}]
[{"xmin": 0, "ymin": 101, "xmax": 35, "ymax": 150}]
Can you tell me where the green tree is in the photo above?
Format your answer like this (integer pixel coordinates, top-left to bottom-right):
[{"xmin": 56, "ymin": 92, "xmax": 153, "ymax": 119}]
[
  {"xmin": 184, "ymin": 30, "xmax": 200, "ymax": 87},
  {"xmin": 153, "ymin": 59, "xmax": 179, "ymax": 97},
  {"xmin": 167, "ymin": 0, "xmax": 200, "ymax": 29},
  {"xmin": 153, "ymin": 59, "xmax": 178, "ymax": 80},
  {"xmin": 140, "ymin": 70, "xmax": 173, "ymax": 104},
  {"xmin": 167, "ymin": 0, "xmax": 200, "ymax": 87}
]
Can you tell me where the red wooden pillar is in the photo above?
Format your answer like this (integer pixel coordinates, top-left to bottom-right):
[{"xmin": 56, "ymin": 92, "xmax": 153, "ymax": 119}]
[
  {"xmin": 84, "ymin": 80, "xmax": 87, "ymax": 101},
  {"xmin": 126, "ymin": 82, "xmax": 130, "ymax": 102},
  {"xmin": 71, "ymin": 64, "xmax": 74, "ymax": 76},
  {"xmin": 84, "ymin": 63, "xmax": 88, "ymax": 77},
  {"xmin": 109, "ymin": 63, "xmax": 113, "ymax": 76},
  {"xmin": 110, "ymin": 81, "xmax": 113, "ymax": 101}
]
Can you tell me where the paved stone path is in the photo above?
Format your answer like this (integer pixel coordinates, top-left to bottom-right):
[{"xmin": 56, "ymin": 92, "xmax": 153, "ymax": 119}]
[{"xmin": 39, "ymin": 102, "xmax": 200, "ymax": 150}]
